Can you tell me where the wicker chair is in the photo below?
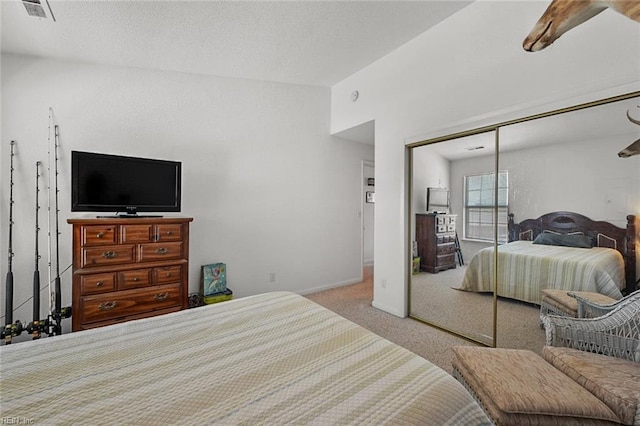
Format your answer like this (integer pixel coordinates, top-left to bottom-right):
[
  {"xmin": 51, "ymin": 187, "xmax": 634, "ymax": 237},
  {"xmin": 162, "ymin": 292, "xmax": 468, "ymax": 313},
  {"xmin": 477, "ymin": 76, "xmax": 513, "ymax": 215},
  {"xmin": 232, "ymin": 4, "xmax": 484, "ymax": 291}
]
[
  {"xmin": 569, "ymin": 288, "xmax": 640, "ymax": 318},
  {"xmin": 541, "ymin": 291, "xmax": 640, "ymax": 362}
]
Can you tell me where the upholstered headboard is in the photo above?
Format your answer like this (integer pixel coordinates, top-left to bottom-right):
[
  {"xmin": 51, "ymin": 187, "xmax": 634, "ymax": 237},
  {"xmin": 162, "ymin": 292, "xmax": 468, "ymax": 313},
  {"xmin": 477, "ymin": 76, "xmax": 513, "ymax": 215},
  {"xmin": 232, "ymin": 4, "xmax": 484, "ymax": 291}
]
[{"xmin": 508, "ymin": 211, "xmax": 637, "ymax": 294}]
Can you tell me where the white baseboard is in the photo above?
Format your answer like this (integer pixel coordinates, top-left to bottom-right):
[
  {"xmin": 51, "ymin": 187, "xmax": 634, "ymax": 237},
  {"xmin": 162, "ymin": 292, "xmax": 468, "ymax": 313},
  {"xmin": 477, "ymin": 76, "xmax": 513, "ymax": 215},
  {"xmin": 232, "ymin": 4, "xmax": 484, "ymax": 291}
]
[
  {"xmin": 298, "ymin": 276, "xmax": 363, "ymax": 296},
  {"xmin": 371, "ymin": 300, "xmax": 405, "ymax": 318}
]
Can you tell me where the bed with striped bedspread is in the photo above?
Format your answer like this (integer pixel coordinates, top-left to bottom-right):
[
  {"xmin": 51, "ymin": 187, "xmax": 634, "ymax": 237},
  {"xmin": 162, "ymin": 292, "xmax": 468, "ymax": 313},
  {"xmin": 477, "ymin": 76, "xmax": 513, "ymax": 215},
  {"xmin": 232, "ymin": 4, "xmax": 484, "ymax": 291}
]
[
  {"xmin": 0, "ymin": 291, "xmax": 489, "ymax": 425},
  {"xmin": 457, "ymin": 240, "xmax": 625, "ymax": 305}
]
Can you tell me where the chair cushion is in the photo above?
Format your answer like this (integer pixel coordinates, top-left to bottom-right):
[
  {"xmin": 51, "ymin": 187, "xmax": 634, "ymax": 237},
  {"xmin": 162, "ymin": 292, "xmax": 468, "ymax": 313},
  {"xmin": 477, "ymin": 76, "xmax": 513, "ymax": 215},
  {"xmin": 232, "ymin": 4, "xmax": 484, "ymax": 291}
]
[
  {"xmin": 543, "ymin": 346, "xmax": 640, "ymax": 425},
  {"xmin": 541, "ymin": 291, "xmax": 579, "ymax": 316},
  {"xmin": 452, "ymin": 346, "xmax": 621, "ymax": 424},
  {"xmin": 541, "ymin": 290, "xmax": 617, "ymax": 317}
]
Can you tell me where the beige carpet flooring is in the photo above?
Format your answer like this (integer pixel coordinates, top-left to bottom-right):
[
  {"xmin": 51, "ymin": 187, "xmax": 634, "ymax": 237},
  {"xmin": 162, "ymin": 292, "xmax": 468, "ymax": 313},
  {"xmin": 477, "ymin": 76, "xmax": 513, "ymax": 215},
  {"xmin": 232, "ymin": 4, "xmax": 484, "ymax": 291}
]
[
  {"xmin": 411, "ymin": 265, "xmax": 545, "ymax": 352},
  {"xmin": 305, "ymin": 266, "xmax": 545, "ymax": 373}
]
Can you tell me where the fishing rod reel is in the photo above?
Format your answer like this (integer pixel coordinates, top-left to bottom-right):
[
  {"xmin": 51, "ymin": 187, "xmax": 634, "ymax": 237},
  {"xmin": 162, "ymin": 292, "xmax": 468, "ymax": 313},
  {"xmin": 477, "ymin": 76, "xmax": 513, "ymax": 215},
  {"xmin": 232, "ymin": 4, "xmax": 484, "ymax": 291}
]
[
  {"xmin": 48, "ymin": 306, "xmax": 72, "ymax": 335},
  {"xmin": 2, "ymin": 306, "xmax": 72, "ymax": 344},
  {"xmin": 2, "ymin": 321, "xmax": 23, "ymax": 344}
]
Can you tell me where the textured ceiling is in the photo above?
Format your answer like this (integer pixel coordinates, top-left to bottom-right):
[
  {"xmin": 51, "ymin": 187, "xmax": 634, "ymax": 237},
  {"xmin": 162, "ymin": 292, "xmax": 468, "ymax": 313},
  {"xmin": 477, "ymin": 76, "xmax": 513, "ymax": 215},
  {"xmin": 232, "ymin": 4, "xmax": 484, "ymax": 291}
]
[{"xmin": 1, "ymin": 0, "xmax": 472, "ymax": 87}]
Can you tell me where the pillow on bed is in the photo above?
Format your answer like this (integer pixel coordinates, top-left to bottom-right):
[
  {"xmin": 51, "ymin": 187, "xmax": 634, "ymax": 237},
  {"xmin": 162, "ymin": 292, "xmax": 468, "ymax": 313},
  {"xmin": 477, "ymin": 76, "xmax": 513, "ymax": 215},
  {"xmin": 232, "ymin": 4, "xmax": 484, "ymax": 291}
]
[
  {"xmin": 533, "ymin": 232, "xmax": 594, "ymax": 248},
  {"xmin": 542, "ymin": 230, "xmax": 584, "ymax": 236}
]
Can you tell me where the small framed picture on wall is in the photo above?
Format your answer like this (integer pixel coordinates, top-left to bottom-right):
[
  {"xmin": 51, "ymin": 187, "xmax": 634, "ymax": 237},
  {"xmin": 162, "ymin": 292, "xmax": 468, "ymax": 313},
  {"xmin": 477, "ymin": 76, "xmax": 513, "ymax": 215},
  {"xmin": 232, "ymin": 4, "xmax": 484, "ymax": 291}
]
[{"xmin": 366, "ymin": 191, "xmax": 375, "ymax": 203}]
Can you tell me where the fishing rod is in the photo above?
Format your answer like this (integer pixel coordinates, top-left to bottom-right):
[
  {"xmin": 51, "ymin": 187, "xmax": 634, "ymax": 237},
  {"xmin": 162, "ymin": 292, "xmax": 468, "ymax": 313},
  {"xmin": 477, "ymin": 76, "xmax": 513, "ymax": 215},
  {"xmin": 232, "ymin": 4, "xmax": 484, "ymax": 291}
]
[
  {"xmin": 43, "ymin": 110, "xmax": 64, "ymax": 336},
  {"xmin": 45, "ymin": 108, "xmax": 55, "ymax": 334},
  {"xmin": 4, "ymin": 141, "xmax": 16, "ymax": 344},
  {"xmin": 46, "ymin": 123, "xmax": 71, "ymax": 336},
  {"xmin": 32, "ymin": 161, "xmax": 42, "ymax": 339},
  {"xmin": 52, "ymin": 125, "xmax": 62, "ymax": 335}
]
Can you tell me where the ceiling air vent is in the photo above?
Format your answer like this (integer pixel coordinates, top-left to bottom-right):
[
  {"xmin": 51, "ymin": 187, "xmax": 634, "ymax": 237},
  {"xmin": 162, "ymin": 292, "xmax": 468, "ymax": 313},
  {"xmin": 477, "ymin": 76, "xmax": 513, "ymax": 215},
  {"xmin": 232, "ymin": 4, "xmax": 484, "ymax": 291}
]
[{"xmin": 22, "ymin": 0, "xmax": 56, "ymax": 21}]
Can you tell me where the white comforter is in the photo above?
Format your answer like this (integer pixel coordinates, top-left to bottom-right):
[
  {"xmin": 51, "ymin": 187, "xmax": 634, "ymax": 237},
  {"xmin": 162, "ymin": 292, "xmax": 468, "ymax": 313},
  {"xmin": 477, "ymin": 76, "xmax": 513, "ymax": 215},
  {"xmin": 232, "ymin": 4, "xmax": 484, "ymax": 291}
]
[
  {"xmin": 458, "ymin": 241, "xmax": 624, "ymax": 304},
  {"xmin": 0, "ymin": 291, "xmax": 489, "ymax": 425}
]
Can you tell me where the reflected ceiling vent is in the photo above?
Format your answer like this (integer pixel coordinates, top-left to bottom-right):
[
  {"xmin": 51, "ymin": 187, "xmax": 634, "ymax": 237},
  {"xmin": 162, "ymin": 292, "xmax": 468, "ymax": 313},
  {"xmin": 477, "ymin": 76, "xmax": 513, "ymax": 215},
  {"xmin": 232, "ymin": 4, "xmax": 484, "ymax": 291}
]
[
  {"xmin": 22, "ymin": 0, "xmax": 56, "ymax": 21},
  {"xmin": 466, "ymin": 145, "xmax": 485, "ymax": 151}
]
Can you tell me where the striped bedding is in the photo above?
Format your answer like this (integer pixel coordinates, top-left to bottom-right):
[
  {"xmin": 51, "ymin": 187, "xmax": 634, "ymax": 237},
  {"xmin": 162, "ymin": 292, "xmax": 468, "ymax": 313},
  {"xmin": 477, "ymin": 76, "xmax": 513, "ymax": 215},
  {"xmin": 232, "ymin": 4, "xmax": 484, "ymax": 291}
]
[
  {"xmin": 458, "ymin": 241, "xmax": 625, "ymax": 305},
  {"xmin": 0, "ymin": 291, "xmax": 490, "ymax": 425}
]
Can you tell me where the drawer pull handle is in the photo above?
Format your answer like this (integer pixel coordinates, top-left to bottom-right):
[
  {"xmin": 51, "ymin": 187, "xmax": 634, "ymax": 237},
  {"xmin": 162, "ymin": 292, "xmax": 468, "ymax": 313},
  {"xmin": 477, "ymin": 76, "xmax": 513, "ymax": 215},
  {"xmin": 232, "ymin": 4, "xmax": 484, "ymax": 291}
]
[
  {"xmin": 95, "ymin": 281, "xmax": 103, "ymax": 287},
  {"xmin": 102, "ymin": 251, "xmax": 117, "ymax": 259},
  {"xmin": 166, "ymin": 231, "xmax": 173, "ymax": 235},
  {"xmin": 165, "ymin": 272, "xmax": 172, "ymax": 278},
  {"xmin": 98, "ymin": 301, "xmax": 117, "ymax": 311},
  {"xmin": 133, "ymin": 277, "xmax": 140, "ymax": 282},
  {"xmin": 155, "ymin": 247, "xmax": 168, "ymax": 255},
  {"xmin": 97, "ymin": 232, "xmax": 104, "ymax": 239},
  {"xmin": 154, "ymin": 292, "xmax": 170, "ymax": 301}
]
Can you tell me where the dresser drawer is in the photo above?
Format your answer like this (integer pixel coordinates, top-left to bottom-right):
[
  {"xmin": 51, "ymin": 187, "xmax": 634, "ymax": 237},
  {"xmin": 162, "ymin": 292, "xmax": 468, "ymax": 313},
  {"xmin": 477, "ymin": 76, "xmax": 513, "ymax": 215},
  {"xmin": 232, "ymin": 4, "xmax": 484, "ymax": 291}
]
[
  {"xmin": 80, "ymin": 283, "xmax": 181, "ymax": 325},
  {"xmin": 80, "ymin": 272, "xmax": 117, "ymax": 295},
  {"xmin": 437, "ymin": 234, "xmax": 456, "ymax": 244},
  {"xmin": 139, "ymin": 242, "xmax": 183, "ymax": 262},
  {"xmin": 82, "ymin": 245, "xmax": 135, "ymax": 268},
  {"xmin": 119, "ymin": 268, "xmax": 152, "ymax": 290},
  {"xmin": 437, "ymin": 215, "xmax": 456, "ymax": 226},
  {"xmin": 436, "ymin": 254, "xmax": 456, "ymax": 267},
  {"xmin": 437, "ymin": 243, "xmax": 456, "ymax": 255},
  {"xmin": 156, "ymin": 224, "xmax": 183, "ymax": 242},
  {"xmin": 121, "ymin": 224, "xmax": 153, "ymax": 243},
  {"xmin": 154, "ymin": 265, "xmax": 183, "ymax": 285},
  {"xmin": 81, "ymin": 225, "xmax": 117, "ymax": 246}
]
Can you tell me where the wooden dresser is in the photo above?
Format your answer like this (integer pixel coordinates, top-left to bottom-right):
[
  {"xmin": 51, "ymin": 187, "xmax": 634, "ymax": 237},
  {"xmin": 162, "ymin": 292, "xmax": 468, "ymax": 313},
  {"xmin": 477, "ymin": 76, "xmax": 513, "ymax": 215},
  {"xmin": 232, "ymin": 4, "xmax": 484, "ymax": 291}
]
[
  {"xmin": 68, "ymin": 217, "xmax": 193, "ymax": 331},
  {"xmin": 416, "ymin": 213, "xmax": 457, "ymax": 273}
]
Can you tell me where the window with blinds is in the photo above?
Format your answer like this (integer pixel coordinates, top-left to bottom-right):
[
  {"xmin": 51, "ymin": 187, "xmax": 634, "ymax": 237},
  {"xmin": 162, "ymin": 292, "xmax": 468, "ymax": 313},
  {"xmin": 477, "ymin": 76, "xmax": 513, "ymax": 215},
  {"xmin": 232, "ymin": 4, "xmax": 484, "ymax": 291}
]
[{"xmin": 464, "ymin": 171, "xmax": 509, "ymax": 243}]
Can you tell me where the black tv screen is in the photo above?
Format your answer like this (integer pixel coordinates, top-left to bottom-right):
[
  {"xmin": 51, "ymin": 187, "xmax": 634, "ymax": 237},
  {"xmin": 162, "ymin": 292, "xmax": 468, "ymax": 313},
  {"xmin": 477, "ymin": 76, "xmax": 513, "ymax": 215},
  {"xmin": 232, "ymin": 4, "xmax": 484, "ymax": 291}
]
[
  {"xmin": 426, "ymin": 187, "xmax": 449, "ymax": 212},
  {"xmin": 71, "ymin": 151, "xmax": 181, "ymax": 215}
]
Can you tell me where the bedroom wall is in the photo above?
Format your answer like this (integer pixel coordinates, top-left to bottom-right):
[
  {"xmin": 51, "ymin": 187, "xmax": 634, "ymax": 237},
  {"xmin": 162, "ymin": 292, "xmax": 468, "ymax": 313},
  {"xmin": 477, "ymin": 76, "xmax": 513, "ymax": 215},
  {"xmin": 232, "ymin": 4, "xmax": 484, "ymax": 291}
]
[
  {"xmin": 330, "ymin": 1, "xmax": 640, "ymax": 317},
  {"xmin": 499, "ymin": 138, "xmax": 640, "ymax": 228},
  {"xmin": 450, "ymin": 137, "xmax": 640, "ymax": 260},
  {"xmin": 411, "ymin": 147, "xmax": 450, "ymax": 247},
  {"xmin": 0, "ymin": 54, "xmax": 373, "ymax": 329},
  {"xmin": 412, "ymin": 148, "xmax": 450, "ymax": 215}
]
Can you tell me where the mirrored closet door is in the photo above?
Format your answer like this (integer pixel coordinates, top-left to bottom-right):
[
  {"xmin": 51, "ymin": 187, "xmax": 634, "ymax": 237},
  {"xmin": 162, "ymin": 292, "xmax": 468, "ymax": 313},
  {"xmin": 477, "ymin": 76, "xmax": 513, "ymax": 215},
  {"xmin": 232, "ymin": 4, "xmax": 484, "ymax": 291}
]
[
  {"xmin": 408, "ymin": 92, "xmax": 640, "ymax": 351},
  {"xmin": 409, "ymin": 130, "xmax": 498, "ymax": 347}
]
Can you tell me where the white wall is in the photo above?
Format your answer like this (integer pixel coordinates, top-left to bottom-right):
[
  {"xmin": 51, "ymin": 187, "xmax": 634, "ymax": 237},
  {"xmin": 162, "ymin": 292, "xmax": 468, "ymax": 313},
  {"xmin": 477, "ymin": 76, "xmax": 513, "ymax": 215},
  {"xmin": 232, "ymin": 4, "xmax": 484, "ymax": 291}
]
[
  {"xmin": 331, "ymin": 1, "xmax": 640, "ymax": 317},
  {"xmin": 412, "ymin": 147, "xmax": 450, "ymax": 215},
  {"xmin": 411, "ymin": 145, "xmax": 450, "ymax": 247},
  {"xmin": 450, "ymin": 137, "xmax": 640, "ymax": 261},
  {"xmin": 500, "ymin": 138, "xmax": 640, "ymax": 228},
  {"xmin": 0, "ymin": 54, "xmax": 373, "ymax": 330}
]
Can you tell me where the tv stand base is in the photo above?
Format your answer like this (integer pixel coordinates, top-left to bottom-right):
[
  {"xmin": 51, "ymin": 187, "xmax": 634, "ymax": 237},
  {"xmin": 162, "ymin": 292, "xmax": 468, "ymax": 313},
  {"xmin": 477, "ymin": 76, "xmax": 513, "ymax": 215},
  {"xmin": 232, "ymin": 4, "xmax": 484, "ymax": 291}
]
[{"xmin": 97, "ymin": 214, "xmax": 163, "ymax": 219}]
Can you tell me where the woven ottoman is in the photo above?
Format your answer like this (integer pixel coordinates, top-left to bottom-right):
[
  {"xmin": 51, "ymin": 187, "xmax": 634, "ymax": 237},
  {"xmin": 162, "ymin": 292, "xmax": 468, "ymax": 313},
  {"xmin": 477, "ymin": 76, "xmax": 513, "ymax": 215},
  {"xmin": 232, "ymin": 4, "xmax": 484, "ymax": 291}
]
[
  {"xmin": 540, "ymin": 289, "xmax": 617, "ymax": 319},
  {"xmin": 451, "ymin": 346, "xmax": 623, "ymax": 425}
]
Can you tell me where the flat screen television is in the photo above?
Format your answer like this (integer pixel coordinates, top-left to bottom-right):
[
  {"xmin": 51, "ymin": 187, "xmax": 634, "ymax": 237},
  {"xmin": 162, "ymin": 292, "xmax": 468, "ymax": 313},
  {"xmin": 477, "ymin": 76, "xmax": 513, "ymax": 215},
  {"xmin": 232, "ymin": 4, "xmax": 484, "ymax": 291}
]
[
  {"xmin": 426, "ymin": 187, "xmax": 449, "ymax": 213},
  {"xmin": 71, "ymin": 151, "xmax": 181, "ymax": 217}
]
